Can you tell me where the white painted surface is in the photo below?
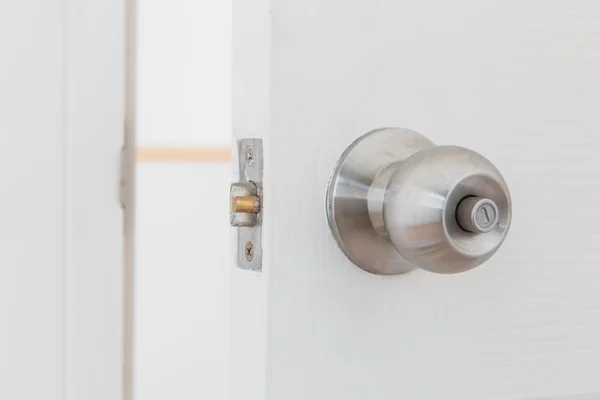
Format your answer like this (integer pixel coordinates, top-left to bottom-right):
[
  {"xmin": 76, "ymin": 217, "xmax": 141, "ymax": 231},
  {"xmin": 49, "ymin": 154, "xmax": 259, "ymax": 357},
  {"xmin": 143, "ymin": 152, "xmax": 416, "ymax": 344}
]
[
  {"xmin": 137, "ymin": 0, "xmax": 231, "ymax": 147},
  {"xmin": 0, "ymin": 0, "xmax": 126, "ymax": 399},
  {"xmin": 231, "ymin": 0, "xmax": 270, "ymax": 398},
  {"xmin": 0, "ymin": 2, "xmax": 64, "ymax": 397},
  {"xmin": 65, "ymin": 1, "xmax": 128, "ymax": 399},
  {"xmin": 134, "ymin": 164, "xmax": 230, "ymax": 400},
  {"xmin": 232, "ymin": 1, "xmax": 600, "ymax": 399}
]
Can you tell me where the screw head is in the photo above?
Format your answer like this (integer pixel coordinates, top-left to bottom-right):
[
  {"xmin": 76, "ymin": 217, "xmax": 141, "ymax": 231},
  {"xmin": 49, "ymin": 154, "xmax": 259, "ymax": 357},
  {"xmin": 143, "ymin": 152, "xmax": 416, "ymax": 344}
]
[
  {"xmin": 245, "ymin": 147, "xmax": 255, "ymax": 166},
  {"xmin": 244, "ymin": 241, "xmax": 254, "ymax": 261}
]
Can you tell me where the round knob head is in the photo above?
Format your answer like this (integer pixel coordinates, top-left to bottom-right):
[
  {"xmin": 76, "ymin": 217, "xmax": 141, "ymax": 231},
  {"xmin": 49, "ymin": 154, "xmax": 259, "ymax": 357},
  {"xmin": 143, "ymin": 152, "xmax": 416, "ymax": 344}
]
[{"xmin": 383, "ymin": 146, "xmax": 511, "ymax": 274}]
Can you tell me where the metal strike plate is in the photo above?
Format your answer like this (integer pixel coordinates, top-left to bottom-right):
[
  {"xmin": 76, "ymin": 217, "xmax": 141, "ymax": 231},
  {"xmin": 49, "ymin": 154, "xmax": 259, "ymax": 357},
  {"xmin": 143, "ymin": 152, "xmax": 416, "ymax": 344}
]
[{"xmin": 231, "ymin": 138, "xmax": 263, "ymax": 272}]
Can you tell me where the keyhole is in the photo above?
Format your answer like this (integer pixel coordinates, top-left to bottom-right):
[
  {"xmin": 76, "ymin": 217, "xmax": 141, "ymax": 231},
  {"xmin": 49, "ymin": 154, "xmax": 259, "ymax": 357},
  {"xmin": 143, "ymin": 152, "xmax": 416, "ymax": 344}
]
[
  {"xmin": 476, "ymin": 204, "xmax": 495, "ymax": 228},
  {"xmin": 480, "ymin": 206, "xmax": 490, "ymax": 224}
]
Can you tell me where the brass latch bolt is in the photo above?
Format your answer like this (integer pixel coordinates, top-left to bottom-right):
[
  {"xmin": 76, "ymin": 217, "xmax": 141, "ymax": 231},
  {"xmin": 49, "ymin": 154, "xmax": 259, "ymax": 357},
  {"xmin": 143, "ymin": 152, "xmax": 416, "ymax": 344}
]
[
  {"xmin": 231, "ymin": 195, "xmax": 261, "ymax": 214},
  {"xmin": 230, "ymin": 182, "xmax": 261, "ymax": 227}
]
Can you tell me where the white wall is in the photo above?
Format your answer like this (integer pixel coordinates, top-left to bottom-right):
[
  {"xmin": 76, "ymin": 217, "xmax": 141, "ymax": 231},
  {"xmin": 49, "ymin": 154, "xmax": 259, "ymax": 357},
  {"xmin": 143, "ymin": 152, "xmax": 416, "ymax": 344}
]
[
  {"xmin": 135, "ymin": 0, "xmax": 231, "ymax": 399},
  {"xmin": 0, "ymin": 3, "xmax": 65, "ymax": 397}
]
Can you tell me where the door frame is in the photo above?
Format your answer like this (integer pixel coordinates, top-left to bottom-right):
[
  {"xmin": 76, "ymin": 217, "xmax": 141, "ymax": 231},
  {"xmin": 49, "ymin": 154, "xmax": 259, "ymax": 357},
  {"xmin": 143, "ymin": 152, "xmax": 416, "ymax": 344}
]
[{"xmin": 64, "ymin": 0, "xmax": 135, "ymax": 398}]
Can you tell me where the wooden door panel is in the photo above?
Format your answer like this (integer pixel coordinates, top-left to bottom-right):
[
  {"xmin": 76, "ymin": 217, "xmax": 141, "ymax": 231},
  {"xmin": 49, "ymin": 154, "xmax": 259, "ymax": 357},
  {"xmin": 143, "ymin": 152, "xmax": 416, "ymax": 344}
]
[{"xmin": 232, "ymin": 1, "xmax": 600, "ymax": 399}]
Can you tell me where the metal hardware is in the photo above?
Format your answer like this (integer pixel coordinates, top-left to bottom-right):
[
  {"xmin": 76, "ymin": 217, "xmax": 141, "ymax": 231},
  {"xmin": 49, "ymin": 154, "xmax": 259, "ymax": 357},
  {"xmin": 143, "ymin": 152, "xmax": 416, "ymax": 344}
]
[
  {"xmin": 231, "ymin": 138, "xmax": 263, "ymax": 272},
  {"xmin": 232, "ymin": 194, "xmax": 261, "ymax": 214},
  {"xmin": 245, "ymin": 147, "xmax": 255, "ymax": 167},
  {"xmin": 119, "ymin": 143, "xmax": 128, "ymax": 211},
  {"xmin": 456, "ymin": 196, "xmax": 499, "ymax": 233},
  {"xmin": 326, "ymin": 128, "xmax": 512, "ymax": 275},
  {"xmin": 244, "ymin": 242, "xmax": 255, "ymax": 261},
  {"xmin": 231, "ymin": 182, "xmax": 260, "ymax": 227}
]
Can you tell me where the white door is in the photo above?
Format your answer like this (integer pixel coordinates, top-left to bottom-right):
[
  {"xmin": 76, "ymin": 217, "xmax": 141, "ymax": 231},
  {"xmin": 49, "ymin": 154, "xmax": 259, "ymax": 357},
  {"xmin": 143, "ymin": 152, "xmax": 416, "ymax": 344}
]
[
  {"xmin": 0, "ymin": 1, "xmax": 131, "ymax": 399},
  {"xmin": 231, "ymin": 1, "xmax": 600, "ymax": 399}
]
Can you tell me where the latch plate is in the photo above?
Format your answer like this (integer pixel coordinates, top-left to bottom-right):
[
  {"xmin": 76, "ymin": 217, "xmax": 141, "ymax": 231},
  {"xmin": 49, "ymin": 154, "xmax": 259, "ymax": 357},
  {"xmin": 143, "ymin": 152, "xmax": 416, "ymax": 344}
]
[{"xmin": 231, "ymin": 138, "xmax": 263, "ymax": 272}]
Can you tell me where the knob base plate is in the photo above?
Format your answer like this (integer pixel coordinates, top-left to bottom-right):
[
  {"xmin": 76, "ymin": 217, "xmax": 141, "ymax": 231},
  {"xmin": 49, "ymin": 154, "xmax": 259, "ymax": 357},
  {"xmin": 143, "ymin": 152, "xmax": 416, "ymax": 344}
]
[{"xmin": 326, "ymin": 128, "xmax": 435, "ymax": 275}]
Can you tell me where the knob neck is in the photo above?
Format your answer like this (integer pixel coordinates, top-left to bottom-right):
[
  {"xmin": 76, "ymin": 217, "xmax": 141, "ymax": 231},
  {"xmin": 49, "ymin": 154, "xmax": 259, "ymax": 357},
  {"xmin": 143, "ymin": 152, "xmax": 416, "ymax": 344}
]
[{"xmin": 367, "ymin": 161, "xmax": 402, "ymax": 236}]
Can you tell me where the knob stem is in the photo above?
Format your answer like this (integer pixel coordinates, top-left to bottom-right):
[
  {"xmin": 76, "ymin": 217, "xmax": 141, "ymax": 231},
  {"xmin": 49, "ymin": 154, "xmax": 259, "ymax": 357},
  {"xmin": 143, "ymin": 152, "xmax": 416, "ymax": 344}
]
[{"xmin": 367, "ymin": 162, "xmax": 402, "ymax": 236}]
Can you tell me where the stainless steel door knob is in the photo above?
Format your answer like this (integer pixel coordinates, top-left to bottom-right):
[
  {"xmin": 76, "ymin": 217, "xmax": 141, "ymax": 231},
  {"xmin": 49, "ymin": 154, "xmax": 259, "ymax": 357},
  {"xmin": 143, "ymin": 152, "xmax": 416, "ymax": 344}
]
[{"xmin": 326, "ymin": 128, "xmax": 512, "ymax": 275}]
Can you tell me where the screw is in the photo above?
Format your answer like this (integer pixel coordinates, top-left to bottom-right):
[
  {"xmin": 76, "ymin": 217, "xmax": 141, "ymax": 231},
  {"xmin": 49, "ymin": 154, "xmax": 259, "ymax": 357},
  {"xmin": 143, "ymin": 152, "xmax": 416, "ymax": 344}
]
[
  {"xmin": 245, "ymin": 147, "xmax": 255, "ymax": 167},
  {"xmin": 244, "ymin": 241, "xmax": 254, "ymax": 261}
]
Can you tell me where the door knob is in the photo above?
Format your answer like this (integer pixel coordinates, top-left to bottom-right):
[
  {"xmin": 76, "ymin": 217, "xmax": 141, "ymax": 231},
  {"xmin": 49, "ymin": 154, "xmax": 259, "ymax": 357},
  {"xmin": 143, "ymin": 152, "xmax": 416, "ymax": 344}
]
[{"xmin": 326, "ymin": 128, "xmax": 511, "ymax": 275}]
